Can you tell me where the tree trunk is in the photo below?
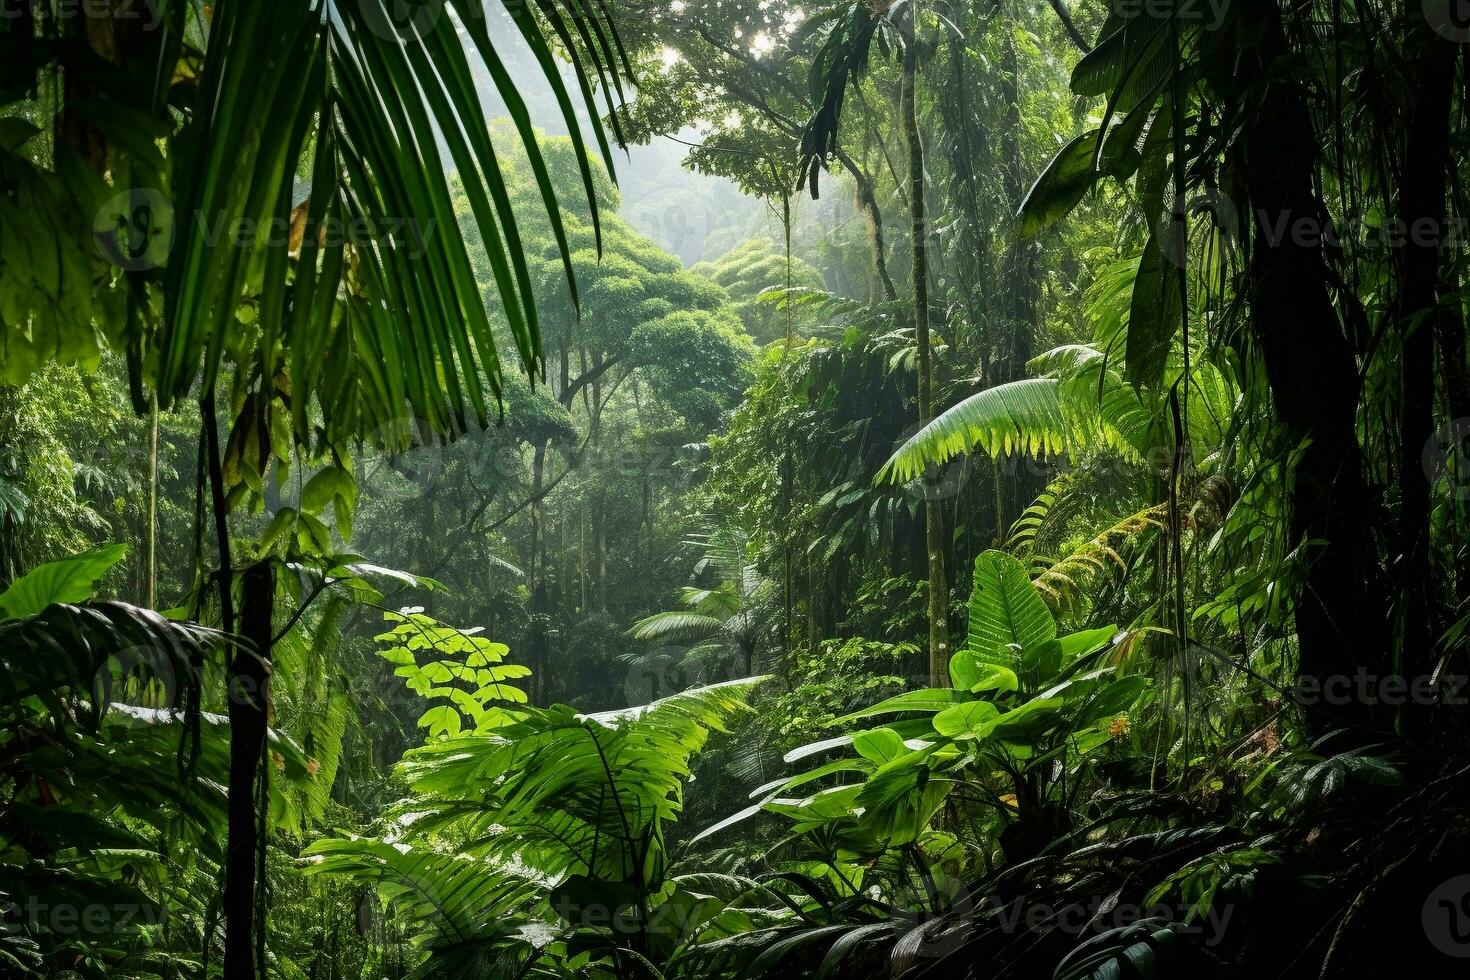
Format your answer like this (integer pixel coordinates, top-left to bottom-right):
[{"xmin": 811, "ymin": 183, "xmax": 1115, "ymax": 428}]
[
  {"xmin": 842, "ymin": 155, "xmax": 900, "ymax": 302},
  {"xmin": 529, "ymin": 441, "xmax": 548, "ymax": 703},
  {"xmin": 998, "ymin": 17, "xmax": 1039, "ymax": 381},
  {"xmin": 224, "ymin": 560, "xmax": 274, "ymax": 979},
  {"xmin": 902, "ymin": 19, "xmax": 950, "ymax": 687},
  {"xmin": 1235, "ymin": 0, "xmax": 1386, "ymax": 734},
  {"xmin": 1394, "ymin": 14, "xmax": 1456, "ymax": 725},
  {"xmin": 145, "ymin": 394, "xmax": 158, "ymax": 608}
]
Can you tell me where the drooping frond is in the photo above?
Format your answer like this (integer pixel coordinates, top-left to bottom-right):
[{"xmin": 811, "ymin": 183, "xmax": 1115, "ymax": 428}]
[
  {"xmin": 305, "ymin": 838, "xmax": 540, "ymax": 950},
  {"xmin": 630, "ymin": 610, "xmax": 727, "ymax": 642},
  {"xmin": 153, "ymin": 0, "xmax": 630, "ymax": 449},
  {"xmin": 879, "ymin": 379, "xmax": 1072, "ymax": 484},
  {"xmin": 386, "ymin": 678, "xmax": 762, "ymax": 881}
]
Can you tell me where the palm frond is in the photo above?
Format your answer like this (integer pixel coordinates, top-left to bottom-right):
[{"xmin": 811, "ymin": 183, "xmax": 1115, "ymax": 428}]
[
  {"xmin": 878, "ymin": 378, "xmax": 1074, "ymax": 484},
  {"xmin": 630, "ymin": 610, "xmax": 727, "ymax": 643},
  {"xmin": 154, "ymin": 0, "xmax": 629, "ymax": 451},
  {"xmin": 1032, "ymin": 505, "xmax": 1168, "ymax": 614}
]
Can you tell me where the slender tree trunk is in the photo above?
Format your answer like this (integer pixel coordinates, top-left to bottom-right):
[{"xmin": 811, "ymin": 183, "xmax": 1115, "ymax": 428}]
[
  {"xmin": 595, "ymin": 507, "xmax": 608, "ymax": 612},
  {"xmin": 994, "ymin": 5, "xmax": 1042, "ymax": 540},
  {"xmin": 1436, "ymin": 303, "xmax": 1470, "ymax": 599},
  {"xmin": 842, "ymin": 156, "xmax": 900, "ymax": 303},
  {"xmin": 145, "ymin": 394, "xmax": 158, "ymax": 608},
  {"xmin": 224, "ymin": 560, "xmax": 273, "ymax": 979},
  {"xmin": 902, "ymin": 17, "xmax": 950, "ymax": 687},
  {"xmin": 529, "ymin": 441, "xmax": 548, "ymax": 702}
]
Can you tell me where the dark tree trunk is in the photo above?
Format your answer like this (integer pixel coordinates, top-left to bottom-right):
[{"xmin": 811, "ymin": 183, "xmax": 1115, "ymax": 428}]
[
  {"xmin": 1236, "ymin": 0, "xmax": 1387, "ymax": 733},
  {"xmin": 841, "ymin": 155, "xmax": 900, "ymax": 303},
  {"xmin": 1395, "ymin": 15, "xmax": 1457, "ymax": 723},
  {"xmin": 224, "ymin": 560, "xmax": 274, "ymax": 979}
]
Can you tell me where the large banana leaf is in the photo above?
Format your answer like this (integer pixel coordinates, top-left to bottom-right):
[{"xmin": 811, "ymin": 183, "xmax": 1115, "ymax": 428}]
[
  {"xmin": 0, "ymin": 543, "xmax": 128, "ymax": 622},
  {"xmin": 878, "ymin": 343, "xmax": 1168, "ymax": 483}
]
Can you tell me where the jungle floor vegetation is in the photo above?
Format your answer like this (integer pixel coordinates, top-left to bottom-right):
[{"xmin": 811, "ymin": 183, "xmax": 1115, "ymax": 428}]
[{"xmin": 3, "ymin": 1, "xmax": 1470, "ymax": 978}]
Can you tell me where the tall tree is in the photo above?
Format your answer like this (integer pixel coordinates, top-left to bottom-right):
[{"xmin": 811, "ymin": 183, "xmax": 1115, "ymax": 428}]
[{"xmin": 899, "ymin": 3, "xmax": 950, "ymax": 685}]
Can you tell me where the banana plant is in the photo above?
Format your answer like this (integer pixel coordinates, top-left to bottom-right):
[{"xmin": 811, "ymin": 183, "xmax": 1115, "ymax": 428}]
[{"xmin": 711, "ymin": 550, "xmax": 1150, "ymax": 869}]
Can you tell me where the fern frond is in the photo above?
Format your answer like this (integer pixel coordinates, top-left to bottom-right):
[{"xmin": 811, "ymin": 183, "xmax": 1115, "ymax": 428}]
[
  {"xmin": 1034, "ymin": 505, "xmax": 1168, "ymax": 614},
  {"xmin": 1006, "ymin": 487, "xmax": 1061, "ymax": 552}
]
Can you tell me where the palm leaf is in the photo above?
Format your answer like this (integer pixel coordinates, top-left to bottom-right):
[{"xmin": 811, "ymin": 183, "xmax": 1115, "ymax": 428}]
[
  {"xmin": 630, "ymin": 611, "xmax": 727, "ymax": 642},
  {"xmin": 153, "ymin": 0, "xmax": 628, "ymax": 452},
  {"xmin": 878, "ymin": 379, "xmax": 1073, "ymax": 483}
]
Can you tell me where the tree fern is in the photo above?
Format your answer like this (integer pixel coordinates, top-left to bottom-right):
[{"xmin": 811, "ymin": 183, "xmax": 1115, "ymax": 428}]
[{"xmin": 310, "ymin": 671, "xmax": 764, "ymax": 975}]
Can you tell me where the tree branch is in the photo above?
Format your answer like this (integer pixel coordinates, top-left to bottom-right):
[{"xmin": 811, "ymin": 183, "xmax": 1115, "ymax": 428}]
[{"xmin": 1044, "ymin": 0, "xmax": 1092, "ymax": 53}]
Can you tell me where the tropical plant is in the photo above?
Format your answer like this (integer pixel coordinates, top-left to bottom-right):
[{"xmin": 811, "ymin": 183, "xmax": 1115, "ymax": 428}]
[
  {"xmin": 0, "ymin": 545, "xmax": 321, "ymax": 978},
  {"xmin": 308, "ymin": 607, "xmax": 765, "ymax": 978},
  {"xmin": 629, "ymin": 524, "xmax": 774, "ymax": 678},
  {"xmin": 708, "ymin": 550, "xmax": 1149, "ymax": 868}
]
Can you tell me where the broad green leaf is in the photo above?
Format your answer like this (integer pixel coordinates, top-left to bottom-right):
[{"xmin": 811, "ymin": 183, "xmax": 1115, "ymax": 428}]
[
  {"xmin": 950, "ymin": 651, "xmax": 1020, "ymax": 694},
  {"xmin": 991, "ymin": 698, "xmax": 1066, "ymax": 739},
  {"xmin": 851, "ymin": 728, "xmax": 907, "ymax": 764},
  {"xmin": 1059, "ymin": 626, "xmax": 1119, "ymax": 660},
  {"xmin": 1126, "ymin": 230, "xmax": 1183, "ymax": 390},
  {"xmin": 834, "ymin": 688, "xmax": 967, "ymax": 723},
  {"xmin": 933, "ymin": 701, "xmax": 1002, "ymax": 740},
  {"xmin": 1019, "ymin": 130, "xmax": 1103, "ymax": 237},
  {"xmin": 0, "ymin": 544, "xmax": 127, "ymax": 621},
  {"xmin": 966, "ymin": 551, "xmax": 1057, "ymax": 668}
]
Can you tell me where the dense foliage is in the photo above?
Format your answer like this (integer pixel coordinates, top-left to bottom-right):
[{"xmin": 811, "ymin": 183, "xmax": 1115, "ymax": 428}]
[{"xmin": 3, "ymin": 1, "xmax": 1470, "ymax": 978}]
